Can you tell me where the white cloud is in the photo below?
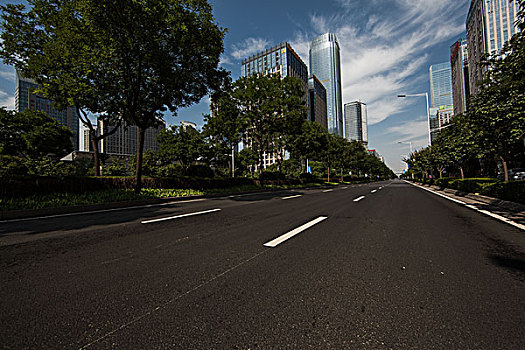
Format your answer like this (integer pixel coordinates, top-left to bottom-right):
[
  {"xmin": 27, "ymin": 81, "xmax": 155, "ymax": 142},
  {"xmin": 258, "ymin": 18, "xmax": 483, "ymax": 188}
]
[
  {"xmin": 0, "ymin": 90, "xmax": 15, "ymax": 110},
  {"xmin": 0, "ymin": 67, "xmax": 14, "ymax": 82},
  {"xmin": 288, "ymin": 0, "xmax": 467, "ymax": 125},
  {"xmin": 231, "ymin": 37, "xmax": 271, "ymax": 60},
  {"xmin": 386, "ymin": 118, "xmax": 429, "ymax": 146}
]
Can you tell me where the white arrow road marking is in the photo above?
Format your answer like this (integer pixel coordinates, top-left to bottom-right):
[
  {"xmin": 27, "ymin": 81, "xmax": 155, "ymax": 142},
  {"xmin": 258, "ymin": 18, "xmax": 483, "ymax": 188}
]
[
  {"xmin": 264, "ymin": 216, "xmax": 328, "ymax": 247},
  {"xmin": 141, "ymin": 209, "xmax": 221, "ymax": 224}
]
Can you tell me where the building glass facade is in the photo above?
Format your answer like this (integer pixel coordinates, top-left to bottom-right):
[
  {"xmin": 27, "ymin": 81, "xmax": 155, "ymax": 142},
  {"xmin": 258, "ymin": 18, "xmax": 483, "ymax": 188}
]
[
  {"xmin": 98, "ymin": 119, "xmax": 165, "ymax": 155},
  {"xmin": 450, "ymin": 39, "xmax": 470, "ymax": 116},
  {"xmin": 429, "ymin": 62, "xmax": 454, "ymax": 109},
  {"xmin": 15, "ymin": 71, "xmax": 79, "ymax": 150},
  {"xmin": 344, "ymin": 101, "xmax": 368, "ymax": 148},
  {"xmin": 308, "ymin": 75, "xmax": 328, "ymax": 130},
  {"xmin": 309, "ymin": 33, "xmax": 343, "ymax": 137},
  {"xmin": 466, "ymin": 0, "xmax": 520, "ymax": 96}
]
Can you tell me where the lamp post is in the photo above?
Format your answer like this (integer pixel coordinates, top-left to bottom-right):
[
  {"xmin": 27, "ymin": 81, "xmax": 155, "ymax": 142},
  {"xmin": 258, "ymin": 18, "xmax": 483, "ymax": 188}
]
[{"xmin": 397, "ymin": 93, "xmax": 431, "ymax": 146}]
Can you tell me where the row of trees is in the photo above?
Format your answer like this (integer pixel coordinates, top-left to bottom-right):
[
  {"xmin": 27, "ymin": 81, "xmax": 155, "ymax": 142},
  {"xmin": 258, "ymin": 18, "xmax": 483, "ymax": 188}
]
[
  {"xmin": 405, "ymin": 3, "xmax": 525, "ymax": 181},
  {"xmin": 0, "ymin": 0, "xmax": 394, "ymax": 184}
]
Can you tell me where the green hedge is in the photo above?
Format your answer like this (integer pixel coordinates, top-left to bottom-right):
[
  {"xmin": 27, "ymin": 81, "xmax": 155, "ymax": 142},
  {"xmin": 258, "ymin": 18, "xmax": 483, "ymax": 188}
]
[{"xmin": 0, "ymin": 175, "xmax": 324, "ymax": 198}]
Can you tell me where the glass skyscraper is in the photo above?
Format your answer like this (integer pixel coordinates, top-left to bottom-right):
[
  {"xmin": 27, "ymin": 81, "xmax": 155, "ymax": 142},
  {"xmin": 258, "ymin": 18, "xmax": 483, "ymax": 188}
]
[
  {"xmin": 15, "ymin": 71, "xmax": 79, "ymax": 150},
  {"xmin": 309, "ymin": 33, "xmax": 343, "ymax": 137},
  {"xmin": 429, "ymin": 62, "xmax": 453, "ymax": 109},
  {"xmin": 344, "ymin": 101, "xmax": 368, "ymax": 148},
  {"xmin": 466, "ymin": 0, "xmax": 520, "ymax": 96}
]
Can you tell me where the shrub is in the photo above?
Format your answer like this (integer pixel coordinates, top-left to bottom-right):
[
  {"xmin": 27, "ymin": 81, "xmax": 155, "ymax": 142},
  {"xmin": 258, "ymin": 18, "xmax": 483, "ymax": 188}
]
[{"xmin": 259, "ymin": 171, "xmax": 286, "ymax": 180}]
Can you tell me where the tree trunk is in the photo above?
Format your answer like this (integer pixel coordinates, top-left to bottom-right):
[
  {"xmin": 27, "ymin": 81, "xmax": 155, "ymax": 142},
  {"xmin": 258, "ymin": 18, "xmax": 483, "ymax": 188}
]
[
  {"xmin": 460, "ymin": 166, "xmax": 465, "ymax": 179},
  {"xmin": 327, "ymin": 166, "xmax": 330, "ymax": 183},
  {"xmin": 499, "ymin": 155, "xmax": 509, "ymax": 182},
  {"xmin": 90, "ymin": 133, "xmax": 101, "ymax": 176},
  {"xmin": 439, "ymin": 169, "xmax": 443, "ymax": 178},
  {"xmin": 134, "ymin": 126, "xmax": 146, "ymax": 194},
  {"xmin": 340, "ymin": 168, "xmax": 343, "ymax": 182}
]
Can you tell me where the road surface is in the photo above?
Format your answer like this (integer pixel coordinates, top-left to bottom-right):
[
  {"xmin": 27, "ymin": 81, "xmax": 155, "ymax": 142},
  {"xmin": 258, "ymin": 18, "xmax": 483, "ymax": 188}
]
[{"xmin": 1, "ymin": 179, "xmax": 523, "ymax": 349}]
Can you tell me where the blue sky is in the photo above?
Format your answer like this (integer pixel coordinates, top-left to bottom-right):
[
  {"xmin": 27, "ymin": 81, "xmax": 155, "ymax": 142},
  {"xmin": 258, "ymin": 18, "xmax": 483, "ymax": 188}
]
[{"xmin": 0, "ymin": 0, "xmax": 472, "ymax": 173}]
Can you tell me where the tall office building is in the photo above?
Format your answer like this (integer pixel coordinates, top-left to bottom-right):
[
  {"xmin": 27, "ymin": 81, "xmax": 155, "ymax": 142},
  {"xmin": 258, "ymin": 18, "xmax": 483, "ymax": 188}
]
[
  {"xmin": 450, "ymin": 39, "xmax": 470, "ymax": 115},
  {"xmin": 429, "ymin": 62, "xmax": 454, "ymax": 141},
  {"xmin": 344, "ymin": 101, "xmax": 368, "ymax": 148},
  {"xmin": 309, "ymin": 33, "xmax": 343, "ymax": 137},
  {"xmin": 15, "ymin": 71, "xmax": 79, "ymax": 150},
  {"xmin": 241, "ymin": 42, "xmax": 308, "ymax": 87},
  {"xmin": 98, "ymin": 119, "xmax": 165, "ymax": 155},
  {"xmin": 308, "ymin": 75, "xmax": 328, "ymax": 130},
  {"xmin": 429, "ymin": 62, "xmax": 454, "ymax": 108},
  {"xmin": 466, "ymin": 0, "xmax": 520, "ymax": 96},
  {"xmin": 241, "ymin": 42, "xmax": 308, "ymax": 169}
]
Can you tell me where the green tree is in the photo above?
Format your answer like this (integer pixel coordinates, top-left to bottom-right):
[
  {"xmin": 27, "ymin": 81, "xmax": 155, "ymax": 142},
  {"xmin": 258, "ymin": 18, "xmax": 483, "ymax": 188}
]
[
  {"xmin": 289, "ymin": 121, "xmax": 330, "ymax": 173},
  {"xmin": 0, "ymin": 108, "xmax": 72, "ymax": 158},
  {"xmin": 1, "ymin": 0, "xmax": 227, "ymax": 192},
  {"xmin": 0, "ymin": 0, "xmax": 125, "ymax": 176},
  {"xmin": 203, "ymin": 84, "xmax": 245, "ymax": 177},
  {"xmin": 157, "ymin": 125, "xmax": 207, "ymax": 174}
]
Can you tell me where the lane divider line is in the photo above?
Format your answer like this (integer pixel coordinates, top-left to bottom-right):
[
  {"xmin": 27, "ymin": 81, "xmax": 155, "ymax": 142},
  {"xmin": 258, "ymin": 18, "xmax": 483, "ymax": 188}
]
[
  {"xmin": 406, "ymin": 181, "xmax": 525, "ymax": 231},
  {"xmin": 282, "ymin": 195, "xmax": 302, "ymax": 200},
  {"xmin": 323, "ymin": 189, "xmax": 334, "ymax": 193},
  {"xmin": 342, "ymin": 186, "xmax": 348, "ymax": 189},
  {"xmin": 263, "ymin": 216, "xmax": 328, "ymax": 247},
  {"xmin": 371, "ymin": 190, "xmax": 377, "ymax": 193},
  {"xmin": 141, "ymin": 209, "xmax": 221, "ymax": 224},
  {"xmin": 354, "ymin": 196, "xmax": 365, "ymax": 202}
]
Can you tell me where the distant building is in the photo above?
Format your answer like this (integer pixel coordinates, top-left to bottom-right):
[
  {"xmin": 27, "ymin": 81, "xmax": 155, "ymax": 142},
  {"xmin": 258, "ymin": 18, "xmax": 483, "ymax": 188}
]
[
  {"xmin": 98, "ymin": 119, "xmax": 165, "ymax": 155},
  {"xmin": 241, "ymin": 42, "xmax": 308, "ymax": 169},
  {"xmin": 450, "ymin": 39, "xmax": 470, "ymax": 115},
  {"xmin": 15, "ymin": 71, "xmax": 79, "ymax": 150},
  {"xmin": 429, "ymin": 62, "xmax": 453, "ymax": 108},
  {"xmin": 180, "ymin": 121, "xmax": 197, "ymax": 130},
  {"xmin": 430, "ymin": 106, "xmax": 454, "ymax": 143},
  {"xmin": 309, "ymin": 33, "xmax": 343, "ymax": 137},
  {"xmin": 308, "ymin": 75, "xmax": 328, "ymax": 130},
  {"xmin": 466, "ymin": 0, "xmax": 520, "ymax": 96},
  {"xmin": 344, "ymin": 101, "xmax": 368, "ymax": 148},
  {"xmin": 83, "ymin": 126, "xmax": 97, "ymax": 152}
]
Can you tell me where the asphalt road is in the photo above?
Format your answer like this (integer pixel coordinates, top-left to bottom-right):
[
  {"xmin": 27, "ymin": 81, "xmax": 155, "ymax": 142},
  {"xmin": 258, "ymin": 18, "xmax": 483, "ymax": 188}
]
[{"xmin": 0, "ymin": 179, "xmax": 524, "ymax": 349}]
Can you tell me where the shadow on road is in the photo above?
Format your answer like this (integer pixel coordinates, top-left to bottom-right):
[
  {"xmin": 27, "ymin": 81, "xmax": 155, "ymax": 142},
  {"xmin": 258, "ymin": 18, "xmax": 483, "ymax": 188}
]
[{"xmin": 489, "ymin": 255, "xmax": 525, "ymax": 276}]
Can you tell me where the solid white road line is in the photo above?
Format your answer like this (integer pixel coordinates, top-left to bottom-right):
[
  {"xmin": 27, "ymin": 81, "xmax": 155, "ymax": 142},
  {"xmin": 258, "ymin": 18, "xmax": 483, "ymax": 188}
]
[
  {"xmin": 141, "ymin": 209, "xmax": 221, "ymax": 224},
  {"xmin": 406, "ymin": 181, "xmax": 525, "ymax": 231},
  {"xmin": 353, "ymin": 196, "xmax": 365, "ymax": 202},
  {"xmin": 342, "ymin": 186, "xmax": 348, "ymax": 189},
  {"xmin": 323, "ymin": 189, "xmax": 334, "ymax": 193},
  {"xmin": 371, "ymin": 190, "xmax": 377, "ymax": 193},
  {"xmin": 282, "ymin": 195, "xmax": 302, "ymax": 200},
  {"xmin": 263, "ymin": 216, "xmax": 328, "ymax": 247}
]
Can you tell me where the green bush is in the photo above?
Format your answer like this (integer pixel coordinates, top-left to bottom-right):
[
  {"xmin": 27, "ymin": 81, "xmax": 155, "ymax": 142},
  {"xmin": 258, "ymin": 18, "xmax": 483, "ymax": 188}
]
[{"xmin": 259, "ymin": 171, "xmax": 286, "ymax": 180}]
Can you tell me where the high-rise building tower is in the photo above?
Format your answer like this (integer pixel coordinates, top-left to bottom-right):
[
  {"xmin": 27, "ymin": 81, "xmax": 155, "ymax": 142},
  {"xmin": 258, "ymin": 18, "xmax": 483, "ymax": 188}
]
[
  {"xmin": 308, "ymin": 75, "xmax": 328, "ymax": 130},
  {"xmin": 466, "ymin": 0, "xmax": 520, "ymax": 96},
  {"xmin": 429, "ymin": 62, "xmax": 454, "ymax": 142},
  {"xmin": 344, "ymin": 101, "xmax": 368, "ymax": 148},
  {"xmin": 309, "ymin": 33, "xmax": 343, "ymax": 137},
  {"xmin": 15, "ymin": 71, "xmax": 79, "ymax": 150},
  {"xmin": 450, "ymin": 39, "xmax": 470, "ymax": 115},
  {"xmin": 240, "ymin": 42, "xmax": 308, "ymax": 169},
  {"xmin": 429, "ymin": 62, "xmax": 453, "ymax": 108},
  {"xmin": 98, "ymin": 119, "xmax": 165, "ymax": 155}
]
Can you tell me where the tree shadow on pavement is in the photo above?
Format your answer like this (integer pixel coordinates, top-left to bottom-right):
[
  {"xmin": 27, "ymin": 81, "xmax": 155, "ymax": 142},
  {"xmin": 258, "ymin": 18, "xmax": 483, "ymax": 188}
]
[{"xmin": 488, "ymin": 255, "xmax": 525, "ymax": 277}]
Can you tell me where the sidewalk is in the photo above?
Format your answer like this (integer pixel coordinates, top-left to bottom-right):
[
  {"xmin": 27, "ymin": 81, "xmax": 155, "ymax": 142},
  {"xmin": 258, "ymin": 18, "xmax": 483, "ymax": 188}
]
[{"xmin": 414, "ymin": 182, "xmax": 525, "ymax": 227}]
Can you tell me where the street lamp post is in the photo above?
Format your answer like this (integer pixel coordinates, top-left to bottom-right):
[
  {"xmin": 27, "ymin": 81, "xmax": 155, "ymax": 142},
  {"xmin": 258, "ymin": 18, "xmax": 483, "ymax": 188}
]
[{"xmin": 397, "ymin": 93, "xmax": 431, "ymax": 146}]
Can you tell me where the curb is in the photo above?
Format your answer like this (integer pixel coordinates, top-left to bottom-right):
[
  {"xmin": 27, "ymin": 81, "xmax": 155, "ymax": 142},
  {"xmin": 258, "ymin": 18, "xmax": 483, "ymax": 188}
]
[{"xmin": 414, "ymin": 182, "xmax": 525, "ymax": 214}]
